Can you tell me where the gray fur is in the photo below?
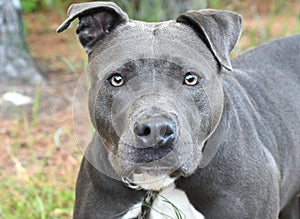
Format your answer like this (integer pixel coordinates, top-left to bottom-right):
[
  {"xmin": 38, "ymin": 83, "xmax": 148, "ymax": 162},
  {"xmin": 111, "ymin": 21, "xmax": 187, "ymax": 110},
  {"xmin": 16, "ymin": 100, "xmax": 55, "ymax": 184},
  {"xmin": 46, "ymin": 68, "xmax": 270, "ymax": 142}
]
[
  {"xmin": 58, "ymin": 2, "xmax": 300, "ymax": 219},
  {"xmin": 177, "ymin": 9, "xmax": 242, "ymax": 71},
  {"xmin": 56, "ymin": 2, "xmax": 128, "ymax": 33}
]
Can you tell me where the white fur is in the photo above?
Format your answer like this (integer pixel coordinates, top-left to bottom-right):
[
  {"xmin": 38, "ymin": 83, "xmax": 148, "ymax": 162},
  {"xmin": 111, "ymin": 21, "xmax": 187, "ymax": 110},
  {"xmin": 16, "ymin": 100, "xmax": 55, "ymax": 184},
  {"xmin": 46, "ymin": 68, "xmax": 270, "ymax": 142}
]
[
  {"xmin": 122, "ymin": 183, "xmax": 205, "ymax": 219},
  {"xmin": 121, "ymin": 202, "xmax": 140, "ymax": 219},
  {"xmin": 132, "ymin": 174, "xmax": 175, "ymax": 191}
]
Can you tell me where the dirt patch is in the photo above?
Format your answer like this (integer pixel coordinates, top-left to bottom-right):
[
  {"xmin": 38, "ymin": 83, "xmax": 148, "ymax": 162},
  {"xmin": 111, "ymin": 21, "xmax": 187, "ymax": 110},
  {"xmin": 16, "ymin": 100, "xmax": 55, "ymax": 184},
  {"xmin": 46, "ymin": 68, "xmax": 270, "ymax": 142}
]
[
  {"xmin": 0, "ymin": 10, "xmax": 85, "ymax": 189},
  {"xmin": 25, "ymin": 10, "xmax": 85, "ymax": 74}
]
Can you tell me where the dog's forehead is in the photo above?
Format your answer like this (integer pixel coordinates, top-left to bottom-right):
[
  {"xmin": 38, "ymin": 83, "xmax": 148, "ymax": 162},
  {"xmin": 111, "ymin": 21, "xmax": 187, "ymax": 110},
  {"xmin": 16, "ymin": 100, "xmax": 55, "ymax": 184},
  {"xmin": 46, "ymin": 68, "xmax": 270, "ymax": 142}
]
[
  {"xmin": 97, "ymin": 20, "xmax": 201, "ymax": 48},
  {"xmin": 87, "ymin": 20, "xmax": 218, "ymax": 78}
]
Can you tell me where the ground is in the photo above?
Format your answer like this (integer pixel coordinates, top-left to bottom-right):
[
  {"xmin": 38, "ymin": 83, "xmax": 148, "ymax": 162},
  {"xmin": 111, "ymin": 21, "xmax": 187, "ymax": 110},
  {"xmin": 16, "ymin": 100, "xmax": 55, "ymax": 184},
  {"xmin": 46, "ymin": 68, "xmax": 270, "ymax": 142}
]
[
  {"xmin": 0, "ymin": 1, "xmax": 299, "ymax": 218},
  {"xmin": 0, "ymin": 9, "xmax": 84, "ymax": 219}
]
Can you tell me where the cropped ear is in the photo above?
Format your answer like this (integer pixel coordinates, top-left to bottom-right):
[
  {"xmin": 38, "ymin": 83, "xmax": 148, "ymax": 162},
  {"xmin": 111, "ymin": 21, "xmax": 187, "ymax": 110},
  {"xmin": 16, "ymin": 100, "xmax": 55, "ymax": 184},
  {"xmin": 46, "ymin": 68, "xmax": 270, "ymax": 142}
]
[
  {"xmin": 176, "ymin": 9, "xmax": 242, "ymax": 71},
  {"xmin": 57, "ymin": 2, "xmax": 129, "ymax": 53}
]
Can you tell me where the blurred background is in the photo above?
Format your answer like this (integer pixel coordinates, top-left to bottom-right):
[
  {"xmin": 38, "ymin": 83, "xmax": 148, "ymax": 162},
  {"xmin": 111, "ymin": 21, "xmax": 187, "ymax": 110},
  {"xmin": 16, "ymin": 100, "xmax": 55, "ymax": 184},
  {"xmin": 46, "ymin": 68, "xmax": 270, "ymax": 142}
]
[{"xmin": 0, "ymin": 0, "xmax": 299, "ymax": 218}]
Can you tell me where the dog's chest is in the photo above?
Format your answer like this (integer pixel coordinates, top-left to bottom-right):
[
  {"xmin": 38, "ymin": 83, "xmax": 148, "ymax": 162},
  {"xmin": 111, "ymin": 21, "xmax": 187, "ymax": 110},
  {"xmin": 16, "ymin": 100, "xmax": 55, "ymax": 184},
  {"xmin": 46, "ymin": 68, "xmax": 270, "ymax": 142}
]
[{"xmin": 122, "ymin": 184, "xmax": 204, "ymax": 219}]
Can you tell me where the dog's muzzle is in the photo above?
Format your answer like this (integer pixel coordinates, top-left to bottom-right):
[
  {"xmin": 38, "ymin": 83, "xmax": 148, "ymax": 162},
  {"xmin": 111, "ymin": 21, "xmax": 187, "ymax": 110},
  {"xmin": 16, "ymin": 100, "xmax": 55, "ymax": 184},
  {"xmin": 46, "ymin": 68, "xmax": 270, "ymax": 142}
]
[{"xmin": 132, "ymin": 115, "xmax": 176, "ymax": 163}]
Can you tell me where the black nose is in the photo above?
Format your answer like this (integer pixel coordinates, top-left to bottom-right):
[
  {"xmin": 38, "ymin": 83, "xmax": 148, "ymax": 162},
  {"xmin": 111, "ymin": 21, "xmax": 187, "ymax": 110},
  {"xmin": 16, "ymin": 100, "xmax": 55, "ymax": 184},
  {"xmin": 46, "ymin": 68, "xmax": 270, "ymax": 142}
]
[{"xmin": 134, "ymin": 117, "xmax": 176, "ymax": 148}]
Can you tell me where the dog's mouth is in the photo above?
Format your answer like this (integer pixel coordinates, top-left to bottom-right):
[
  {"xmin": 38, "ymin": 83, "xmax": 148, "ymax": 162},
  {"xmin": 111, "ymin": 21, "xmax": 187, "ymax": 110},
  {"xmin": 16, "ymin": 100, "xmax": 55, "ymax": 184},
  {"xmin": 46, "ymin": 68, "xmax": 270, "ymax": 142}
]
[
  {"xmin": 120, "ymin": 156, "xmax": 183, "ymax": 191},
  {"xmin": 129, "ymin": 165, "xmax": 176, "ymax": 176},
  {"xmin": 114, "ymin": 135, "xmax": 193, "ymax": 184},
  {"xmin": 122, "ymin": 142, "xmax": 175, "ymax": 164},
  {"xmin": 116, "ymin": 139, "xmax": 180, "ymax": 179}
]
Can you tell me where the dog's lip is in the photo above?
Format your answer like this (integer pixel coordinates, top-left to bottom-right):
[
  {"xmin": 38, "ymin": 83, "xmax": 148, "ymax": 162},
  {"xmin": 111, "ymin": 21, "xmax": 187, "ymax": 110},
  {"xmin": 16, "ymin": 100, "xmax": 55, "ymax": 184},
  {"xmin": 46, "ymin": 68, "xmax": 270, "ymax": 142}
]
[
  {"xmin": 124, "ymin": 165, "xmax": 176, "ymax": 177},
  {"xmin": 121, "ymin": 142, "xmax": 175, "ymax": 164},
  {"xmin": 134, "ymin": 166, "xmax": 173, "ymax": 175},
  {"xmin": 169, "ymin": 168, "xmax": 182, "ymax": 178}
]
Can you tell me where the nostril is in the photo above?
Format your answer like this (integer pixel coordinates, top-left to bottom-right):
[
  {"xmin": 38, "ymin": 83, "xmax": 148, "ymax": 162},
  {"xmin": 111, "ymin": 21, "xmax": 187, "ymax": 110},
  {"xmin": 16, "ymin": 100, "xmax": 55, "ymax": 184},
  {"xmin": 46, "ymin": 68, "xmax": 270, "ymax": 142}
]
[
  {"xmin": 142, "ymin": 126, "xmax": 151, "ymax": 136},
  {"xmin": 134, "ymin": 119, "xmax": 176, "ymax": 149},
  {"xmin": 160, "ymin": 125, "xmax": 174, "ymax": 138},
  {"xmin": 134, "ymin": 123, "xmax": 151, "ymax": 137}
]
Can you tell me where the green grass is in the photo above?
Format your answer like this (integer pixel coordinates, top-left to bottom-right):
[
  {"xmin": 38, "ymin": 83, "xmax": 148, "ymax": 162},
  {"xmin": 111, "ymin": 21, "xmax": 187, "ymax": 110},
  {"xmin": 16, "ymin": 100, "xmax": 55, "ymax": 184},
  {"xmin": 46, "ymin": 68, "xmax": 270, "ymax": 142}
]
[
  {"xmin": 32, "ymin": 85, "xmax": 41, "ymax": 127},
  {"xmin": 0, "ymin": 165, "xmax": 75, "ymax": 219},
  {"xmin": 0, "ymin": 170, "xmax": 74, "ymax": 219},
  {"xmin": 0, "ymin": 114, "xmax": 77, "ymax": 219}
]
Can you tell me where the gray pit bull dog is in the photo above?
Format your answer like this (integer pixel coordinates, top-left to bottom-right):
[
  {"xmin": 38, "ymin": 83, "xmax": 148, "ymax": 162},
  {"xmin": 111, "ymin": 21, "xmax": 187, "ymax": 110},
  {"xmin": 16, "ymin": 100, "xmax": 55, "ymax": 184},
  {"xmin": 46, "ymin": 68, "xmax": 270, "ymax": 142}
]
[{"xmin": 57, "ymin": 2, "xmax": 300, "ymax": 219}]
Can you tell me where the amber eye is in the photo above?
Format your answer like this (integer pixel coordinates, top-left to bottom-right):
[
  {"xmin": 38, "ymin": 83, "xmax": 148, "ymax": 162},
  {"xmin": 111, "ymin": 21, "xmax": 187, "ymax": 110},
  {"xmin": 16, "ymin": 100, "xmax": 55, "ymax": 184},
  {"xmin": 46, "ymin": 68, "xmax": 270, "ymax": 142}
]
[
  {"xmin": 184, "ymin": 72, "xmax": 199, "ymax": 86},
  {"xmin": 109, "ymin": 73, "xmax": 124, "ymax": 87}
]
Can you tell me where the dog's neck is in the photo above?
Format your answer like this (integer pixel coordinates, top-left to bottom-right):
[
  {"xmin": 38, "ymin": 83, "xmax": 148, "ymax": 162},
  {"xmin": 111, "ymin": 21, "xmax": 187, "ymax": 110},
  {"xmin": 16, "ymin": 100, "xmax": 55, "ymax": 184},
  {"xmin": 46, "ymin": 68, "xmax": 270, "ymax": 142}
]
[
  {"xmin": 198, "ymin": 98, "xmax": 228, "ymax": 168},
  {"xmin": 122, "ymin": 183, "xmax": 205, "ymax": 219}
]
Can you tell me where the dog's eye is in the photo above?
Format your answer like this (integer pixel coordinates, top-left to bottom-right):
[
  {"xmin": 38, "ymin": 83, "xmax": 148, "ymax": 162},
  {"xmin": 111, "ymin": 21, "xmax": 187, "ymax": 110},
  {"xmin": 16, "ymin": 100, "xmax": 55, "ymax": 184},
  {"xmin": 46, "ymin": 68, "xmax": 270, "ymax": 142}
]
[
  {"xmin": 109, "ymin": 73, "xmax": 124, "ymax": 87},
  {"xmin": 184, "ymin": 72, "xmax": 199, "ymax": 86}
]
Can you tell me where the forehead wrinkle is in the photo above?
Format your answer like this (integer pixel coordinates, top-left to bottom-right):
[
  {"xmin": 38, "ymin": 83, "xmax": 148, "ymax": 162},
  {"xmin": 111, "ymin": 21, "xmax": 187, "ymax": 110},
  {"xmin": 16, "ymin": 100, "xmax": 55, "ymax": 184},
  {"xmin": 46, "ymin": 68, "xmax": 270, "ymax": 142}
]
[
  {"xmin": 88, "ymin": 31, "xmax": 216, "ymax": 82},
  {"xmin": 115, "ymin": 59, "xmax": 183, "ymax": 77}
]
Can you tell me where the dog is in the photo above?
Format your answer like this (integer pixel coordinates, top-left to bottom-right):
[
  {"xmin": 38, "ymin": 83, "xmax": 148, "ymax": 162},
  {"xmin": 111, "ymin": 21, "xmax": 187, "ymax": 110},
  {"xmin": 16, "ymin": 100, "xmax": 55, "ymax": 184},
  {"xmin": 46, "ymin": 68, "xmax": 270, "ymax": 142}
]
[{"xmin": 57, "ymin": 2, "xmax": 300, "ymax": 218}]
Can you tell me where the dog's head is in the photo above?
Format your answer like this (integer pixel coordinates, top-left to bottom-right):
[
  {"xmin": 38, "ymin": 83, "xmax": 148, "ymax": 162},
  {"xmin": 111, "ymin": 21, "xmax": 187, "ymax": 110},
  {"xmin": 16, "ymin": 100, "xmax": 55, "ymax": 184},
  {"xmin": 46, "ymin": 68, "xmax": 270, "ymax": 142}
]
[{"xmin": 58, "ymin": 2, "xmax": 241, "ymax": 190}]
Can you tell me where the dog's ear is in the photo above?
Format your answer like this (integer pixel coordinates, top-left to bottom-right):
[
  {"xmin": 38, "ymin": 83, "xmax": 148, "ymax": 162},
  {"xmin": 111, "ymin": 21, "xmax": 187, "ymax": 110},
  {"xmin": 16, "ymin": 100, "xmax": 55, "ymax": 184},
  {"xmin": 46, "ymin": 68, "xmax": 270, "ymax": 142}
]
[
  {"xmin": 176, "ymin": 9, "xmax": 242, "ymax": 71},
  {"xmin": 57, "ymin": 2, "xmax": 129, "ymax": 53}
]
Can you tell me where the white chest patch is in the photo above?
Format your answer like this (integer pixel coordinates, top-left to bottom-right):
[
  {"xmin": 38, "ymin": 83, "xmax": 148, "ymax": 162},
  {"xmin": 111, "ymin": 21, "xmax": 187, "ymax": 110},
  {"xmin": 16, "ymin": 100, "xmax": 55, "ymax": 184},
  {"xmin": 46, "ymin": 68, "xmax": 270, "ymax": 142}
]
[
  {"xmin": 122, "ymin": 183, "xmax": 205, "ymax": 219},
  {"xmin": 131, "ymin": 174, "xmax": 176, "ymax": 191}
]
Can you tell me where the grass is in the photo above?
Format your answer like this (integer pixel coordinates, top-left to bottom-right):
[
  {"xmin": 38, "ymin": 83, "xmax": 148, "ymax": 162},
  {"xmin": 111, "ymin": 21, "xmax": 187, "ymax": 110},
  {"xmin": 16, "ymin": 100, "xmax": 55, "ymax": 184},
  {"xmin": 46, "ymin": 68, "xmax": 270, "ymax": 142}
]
[
  {"xmin": 0, "ymin": 113, "xmax": 79, "ymax": 219},
  {"xmin": 0, "ymin": 165, "xmax": 74, "ymax": 219},
  {"xmin": 1, "ymin": 0, "xmax": 299, "ymax": 218},
  {"xmin": 230, "ymin": 1, "xmax": 300, "ymax": 57},
  {"xmin": 32, "ymin": 85, "xmax": 41, "ymax": 127}
]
